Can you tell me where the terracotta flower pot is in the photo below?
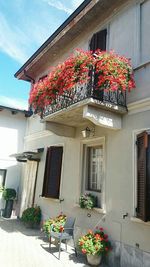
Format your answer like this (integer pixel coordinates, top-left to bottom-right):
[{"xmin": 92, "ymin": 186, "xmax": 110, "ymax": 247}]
[{"xmin": 87, "ymin": 254, "xmax": 102, "ymax": 266}]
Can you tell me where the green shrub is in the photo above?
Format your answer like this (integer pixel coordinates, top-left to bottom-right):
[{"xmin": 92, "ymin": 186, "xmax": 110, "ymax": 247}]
[
  {"xmin": 79, "ymin": 193, "xmax": 97, "ymax": 209},
  {"xmin": 21, "ymin": 206, "xmax": 41, "ymax": 225},
  {"xmin": 2, "ymin": 188, "xmax": 16, "ymax": 200},
  {"xmin": 0, "ymin": 186, "xmax": 4, "ymax": 192}
]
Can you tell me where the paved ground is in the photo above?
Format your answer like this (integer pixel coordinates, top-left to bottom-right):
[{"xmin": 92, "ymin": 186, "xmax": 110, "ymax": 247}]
[{"xmin": 0, "ymin": 216, "xmax": 91, "ymax": 267}]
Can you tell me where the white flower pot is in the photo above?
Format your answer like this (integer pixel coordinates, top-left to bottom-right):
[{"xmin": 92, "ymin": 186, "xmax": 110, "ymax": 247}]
[{"xmin": 87, "ymin": 254, "xmax": 102, "ymax": 266}]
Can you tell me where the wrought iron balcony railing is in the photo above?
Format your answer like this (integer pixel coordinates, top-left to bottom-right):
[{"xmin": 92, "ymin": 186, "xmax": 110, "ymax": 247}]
[{"xmin": 42, "ymin": 70, "xmax": 127, "ymax": 118}]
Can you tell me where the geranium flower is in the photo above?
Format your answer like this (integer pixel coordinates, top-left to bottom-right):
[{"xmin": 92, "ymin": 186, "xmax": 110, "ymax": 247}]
[{"xmin": 29, "ymin": 49, "xmax": 135, "ymax": 115}]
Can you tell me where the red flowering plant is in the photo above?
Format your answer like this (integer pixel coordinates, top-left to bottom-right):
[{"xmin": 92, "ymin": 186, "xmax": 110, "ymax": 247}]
[
  {"xmin": 29, "ymin": 49, "xmax": 93, "ymax": 113},
  {"xmin": 29, "ymin": 49, "xmax": 135, "ymax": 114},
  {"xmin": 94, "ymin": 50, "xmax": 135, "ymax": 92},
  {"xmin": 78, "ymin": 228, "xmax": 111, "ymax": 256},
  {"xmin": 42, "ymin": 214, "xmax": 67, "ymax": 236}
]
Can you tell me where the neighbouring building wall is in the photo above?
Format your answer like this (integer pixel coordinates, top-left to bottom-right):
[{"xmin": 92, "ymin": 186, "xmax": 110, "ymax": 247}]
[{"xmin": 0, "ymin": 108, "xmax": 27, "ymax": 216}]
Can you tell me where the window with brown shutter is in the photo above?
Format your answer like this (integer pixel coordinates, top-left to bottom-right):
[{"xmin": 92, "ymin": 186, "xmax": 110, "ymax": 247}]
[
  {"xmin": 136, "ymin": 131, "xmax": 150, "ymax": 222},
  {"xmin": 89, "ymin": 29, "xmax": 107, "ymax": 94},
  {"xmin": 89, "ymin": 29, "xmax": 107, "ymax": 51},
  {"xmin": 42, "ymin": 146, "xmax": 63, "ymax": 199}
]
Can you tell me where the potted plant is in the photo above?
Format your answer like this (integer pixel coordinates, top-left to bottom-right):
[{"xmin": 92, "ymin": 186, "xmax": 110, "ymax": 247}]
[
  {"xmin": 79, "ymin": 193, "xmax": 97, "ymax": 209},
  {"xmin": 78, "ymin": 228, "xmax": 111, "ymax": 266},
  {"xmin": 21, "ymin": 206, "xmax": 41, "ymax": 228},
  {"xmin": 2, "ymin": 188, "xmax": 16, "ymax": 218},
  {"xmin": 42, "ymin": 214, "xmax": 67, "ymax": 237}
]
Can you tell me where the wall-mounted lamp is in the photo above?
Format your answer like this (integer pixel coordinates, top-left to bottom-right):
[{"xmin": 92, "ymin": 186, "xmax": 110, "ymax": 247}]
[{"xmin": 82, "ymin": 127, "xmax": 95, "ymax": 138}]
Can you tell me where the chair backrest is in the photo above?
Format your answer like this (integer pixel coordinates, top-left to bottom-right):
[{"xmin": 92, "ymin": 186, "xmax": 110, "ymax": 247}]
[{"xmin": 64, "ymin": 217, "xmax": 75, "ymax": 236}]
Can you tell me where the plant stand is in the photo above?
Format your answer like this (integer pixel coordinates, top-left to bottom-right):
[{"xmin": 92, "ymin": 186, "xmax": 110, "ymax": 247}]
[{"xmin": 87, "ymin": 254, "xmax": 102, "ymax": 266}]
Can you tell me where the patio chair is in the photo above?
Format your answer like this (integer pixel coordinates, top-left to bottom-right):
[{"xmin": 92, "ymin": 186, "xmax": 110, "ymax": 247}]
[{"xmin": 49, "ymin": 217, "xmax": 77, "ymax": 259}]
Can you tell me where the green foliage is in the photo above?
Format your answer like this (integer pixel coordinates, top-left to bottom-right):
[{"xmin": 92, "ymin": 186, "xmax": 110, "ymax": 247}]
[
  {"xmin": 78, "ymin": 228, "xmax": 111, "ymax": 255},
  {"xmin": 0, "ymin": 186, "xmax": 4, "ymax": 192},
  {"xmin": 42, "ymin": 214, "xmax": 67, "ymax": 236},
  {"xmin": 21, "ymin": 206, "xmax": 41, "ymax": 225},
  {"xmin": 2, "ymin": 188, "xmax": 16, "ymax": 200},
  {"xmin": 79, "ymin": 193, "xmax": 97, "ymax": 209}
]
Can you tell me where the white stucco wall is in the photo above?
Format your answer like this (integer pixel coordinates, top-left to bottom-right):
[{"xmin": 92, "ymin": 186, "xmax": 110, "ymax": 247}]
[
  {"xmin": 19, "ymin": 0, "xmax": 150, "ymax": 256},
  {"xmin": 0, "ymin": 109, "xmax": 27, "ymax": 214},
  {"xmin": 23, "ymin": 108, "xmax": 150, "ymax": 253}
]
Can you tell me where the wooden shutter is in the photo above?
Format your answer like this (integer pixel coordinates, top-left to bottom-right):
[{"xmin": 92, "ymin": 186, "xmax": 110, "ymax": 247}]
[
  {"xmin": 136, "ymin": 131, "xmax": 148, "ymax": 221},
  {"xmin": 42, "ymin": 146, "xmax": 63, "ymax": 199},
  {"xmin": 146, "ymin": 135, "xmax": 150, "ymax": 220},
  {"xmin": 90, "ymin": 29, "xmax": 107, "ymax": 51}
]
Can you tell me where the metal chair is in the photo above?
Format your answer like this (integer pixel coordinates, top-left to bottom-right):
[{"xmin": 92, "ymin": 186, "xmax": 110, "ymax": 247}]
[{"xmin": 49, "ymin": 217, "xmax": 77, "ymax": 259}]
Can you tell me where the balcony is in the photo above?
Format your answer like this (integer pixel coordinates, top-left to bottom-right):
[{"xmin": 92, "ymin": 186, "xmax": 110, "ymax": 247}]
[
  {"xmin": 41, "ymin": 70, "xmax": 127, "ymax": 128},
  {"xmin": 30, "ymin": 50, "xmax": 135, "ymax": 130},
  {"xmin": 43, "ymin": 77, "xmax": 127, "ymax": 115}
]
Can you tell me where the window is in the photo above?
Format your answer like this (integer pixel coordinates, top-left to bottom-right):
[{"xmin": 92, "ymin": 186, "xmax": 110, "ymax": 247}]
[
  {"xmin": 42, "ymin": 146, "xmax": 63, "ymax": 199},
  {"xmin": 87, "ymin": 146, "xmax": 103, "ymax": 192},
  {"xmin": 89, "ymin": 29, "xmax": 107, "ymax": 93},
  {"xmin": 136, "ymin": 131, "xmax": 150, "ymax": 222},
  {"xmin": 0, "ymin": 169, "xmax": 6, "ymax": 187},
  {"xmin": 140, "ymin": 0, "xmax": 150, "ymax": 63},
  {"xmin": 89, "ymin": 29, "xmax": 107, "ymax": 51},
  {"xmin": 82, "ymin": 140, "xmax": 105, "ymax": 208}
]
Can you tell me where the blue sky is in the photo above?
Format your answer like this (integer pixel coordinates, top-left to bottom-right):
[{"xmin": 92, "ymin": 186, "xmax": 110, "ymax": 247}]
[{"xmin": 0, "ymin": 0, "xmax": 83, "ymax": 110}]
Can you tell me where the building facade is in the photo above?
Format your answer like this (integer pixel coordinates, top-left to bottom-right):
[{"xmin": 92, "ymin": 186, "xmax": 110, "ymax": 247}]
[
  {"xmin": 15, "ymin": 0, "xmax": 150, "ymax": 266},
  {"xmin": 0, "ymin": 106, "xmax": 27, "ymax": 216}
]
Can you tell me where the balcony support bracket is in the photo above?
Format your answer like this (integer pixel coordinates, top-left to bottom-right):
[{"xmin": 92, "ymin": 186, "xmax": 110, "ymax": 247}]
[{"xmin": 83, "ymin": 105, "xmax": 122, "ymax": 130}]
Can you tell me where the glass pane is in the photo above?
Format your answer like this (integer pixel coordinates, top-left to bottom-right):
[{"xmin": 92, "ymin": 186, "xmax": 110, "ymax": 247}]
[{"xmin": 88, "ymin": 146, "xmax": 103, "ymax": 191}]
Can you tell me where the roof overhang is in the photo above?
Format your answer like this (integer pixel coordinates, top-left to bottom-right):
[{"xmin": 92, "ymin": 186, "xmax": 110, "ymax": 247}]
[
  {"xmin": 15, "ymin": 0, "xmax": 127, "ymax": 82},
  {"xmin": 14, "ymin": 0, "xmax": 92, "ymax": 81},
  {"xmin": 0, "ymin": 105, "xmax": 32, "ymax": 116},
  {"xmin": 10, "ymin": 148, "xmax": 44, "ymax": 162}
]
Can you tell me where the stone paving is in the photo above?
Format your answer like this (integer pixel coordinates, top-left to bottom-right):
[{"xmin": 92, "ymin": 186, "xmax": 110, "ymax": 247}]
[{"xmin": 0, "ymin": 217, "xmax": 91, "ymax": 267}]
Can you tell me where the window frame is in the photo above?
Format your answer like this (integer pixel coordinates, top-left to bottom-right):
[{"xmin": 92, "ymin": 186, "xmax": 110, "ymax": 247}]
[
  {"xmin": 81, "ymin": 137, "xmax": 106, "ymax": 210},
  {"xmin": 139, "ymin": 0, "xmax": 150, "ymax": 64},
  {"xmin": 86, "ymin": 145, "xmax": 104, "ymax": 193},
  {"xmin": 134, "ymin": 0, "xmax": 150, "ymax": 67}
]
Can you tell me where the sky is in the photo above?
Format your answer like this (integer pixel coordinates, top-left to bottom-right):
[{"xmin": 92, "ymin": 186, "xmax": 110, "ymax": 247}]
[{"xmin": 0, "ymin": 0, "xmax": 83, "ymax": 110}]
